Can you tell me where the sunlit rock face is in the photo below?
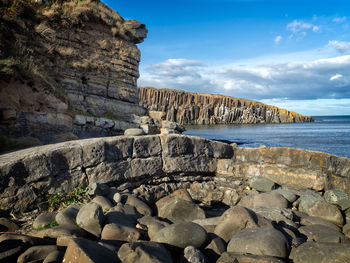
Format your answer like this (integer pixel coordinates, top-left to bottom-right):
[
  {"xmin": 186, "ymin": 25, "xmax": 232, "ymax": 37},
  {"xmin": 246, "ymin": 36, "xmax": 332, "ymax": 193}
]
[{"xmin": 139, "ymin": 87, "xmax": 313, "ymax": 125}]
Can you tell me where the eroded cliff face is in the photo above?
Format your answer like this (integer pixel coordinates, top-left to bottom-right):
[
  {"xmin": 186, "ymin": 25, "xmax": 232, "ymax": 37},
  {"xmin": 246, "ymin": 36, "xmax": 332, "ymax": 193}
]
[
  {"xmin": 0, "ymin": 0, "xmax": 147, "ymax": 144},
  {"xmin": 139, "ymin": 87, "xmax": 313, "ymax": 125}
]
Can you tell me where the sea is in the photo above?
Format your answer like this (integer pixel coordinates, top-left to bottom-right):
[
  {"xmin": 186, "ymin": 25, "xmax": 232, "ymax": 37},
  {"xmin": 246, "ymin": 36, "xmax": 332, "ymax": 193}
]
[{"xmin": 184, "ymin": 115, "xmax": 350, "ymax": 159}]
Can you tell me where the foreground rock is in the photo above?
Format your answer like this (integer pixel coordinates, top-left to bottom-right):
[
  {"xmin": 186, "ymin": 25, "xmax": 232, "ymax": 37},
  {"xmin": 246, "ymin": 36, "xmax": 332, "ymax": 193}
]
[
  {"xmin": 227, "ymin": 227, "xmax": 290, "ymax": 258},
  {"xmin": 152, "ymin": 222, "xmax": 207, "ymax": 249},
  {"xmin": 118, "ymin": 241, "xmax": 172, "ymax": 263},
  {"xmin": 63, "ymin": 238, "xmax": 119, "ymax": 263},
  {"xmin": 294, "ymin": 242, "xmax": 350, "ymax": 263}
]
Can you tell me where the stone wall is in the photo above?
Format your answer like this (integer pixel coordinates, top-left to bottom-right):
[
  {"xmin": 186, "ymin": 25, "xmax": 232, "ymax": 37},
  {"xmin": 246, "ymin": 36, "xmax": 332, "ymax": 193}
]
[
  {"xmin": 139, "ymin": 87, "xmax": 313, "ymax": 125},
  {"xmin": 1, "ymin": 134, "xmax": 349, "ymax": 213}
]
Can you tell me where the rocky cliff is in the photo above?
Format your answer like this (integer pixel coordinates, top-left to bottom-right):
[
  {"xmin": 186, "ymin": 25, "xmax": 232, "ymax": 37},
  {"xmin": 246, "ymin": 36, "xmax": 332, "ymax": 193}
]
[
  {"xmin": 0, "ymin": 0, "xmax": 147, "ymax": 146},
  {"xmin": 139, "ymin": 87, "xmax": 313, "ymax": 125}
]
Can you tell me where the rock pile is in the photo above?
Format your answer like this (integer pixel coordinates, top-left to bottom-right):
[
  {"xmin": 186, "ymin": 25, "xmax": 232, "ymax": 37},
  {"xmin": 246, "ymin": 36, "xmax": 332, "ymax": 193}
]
[{"xmin": 1, "ymin": 178, "xmax": 350, "ymax": 263}]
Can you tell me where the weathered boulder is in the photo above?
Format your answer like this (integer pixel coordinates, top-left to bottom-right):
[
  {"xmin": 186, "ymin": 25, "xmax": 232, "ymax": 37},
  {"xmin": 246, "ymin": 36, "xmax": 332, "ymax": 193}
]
[
  {"xmin": 0, "ymin": 217, "xmax": 19, "ymax": 232},
  {"xmin": 155, "ymin": 188, "xmax": 193, "ymax": 212},
  {"xmin": 124, "ymin": 128, "xmax": 145, "ymax": 136},
  {"xmin": 272, "ymin": 188, "xmax": 297, "ymax": 203},
  {"xmin": 217, "ymin": 252, "xmax": 286, "ymax": 263},
  {"xmin": 43, "ymin": 250, "xmax": 64, "ymax": 263},
  {"xmin": 152, "ymin": 222, "xmax": 207, "ymax": 249},
  {"xmin": 63, "ymin": 238, "xmax": 119, "ymax": 263},
  {"xmin": 118, "ymin": 241, "xmax": 173, "ymax": 263},
  {"xmin": 101, "ymin": 223, "xmax": 141, "ymax": 243},
  {"xmin": 55, "ymin": 204, "xmax": 80, "ymax": 229},
  {"xmin": 294, "ymin": 242, "xmax": 350, "ymax": 263},
  {"xmin": 324, "ymin": 189, "xmax": 350, "ymax": 211},
  {"xmin": 122, "ymin": 194, "xmax": 152, "ymax": 216},
  {"xmin": 92, "ymin": 196, "xmax": 113, "ymax": 212},
  {"xmin": 252, "ymin": 192, "xmax": 289, "ymax": 209},
  {"xmin": 158, "ymin": 199, "xmax": 206, "ymax": 223},
  {"xmin": 76, "ymin": 202, "xmax": 104, "ymax": 237},
  {"xmin": 32, "ymin": 212, "xmax": 57, "ymax": 230},
  {"xmin": 249, "ymin": 177, "xmax": 276, "ymax": 192},
  {"xmin": 88, "ymin": 183, "xmax": 110, "ymax": 196},
  {"xmin": 182, "ymin": 246, "xmax": 208, "ymax": 263},
  {"xmin": 300, "ymin": 216, "xmax": 341, "ymax": 232},
  {"xmin": 227, "ymin": 227, "xmax": 290, "ymax": 258},
  {"xmin": 301, "ymin": 200, "xmax": 344, "ymax": 226},
  {"xmin": 214, "ymin": 206, "xmax": 258, "ymax": 242},
  {"xmin": 298, "ymin": 224, "xmax": 350, "ymax": 243},
  {"xmin": 17, "ymin": 245, "xmax": 59, "ymax": 263}
]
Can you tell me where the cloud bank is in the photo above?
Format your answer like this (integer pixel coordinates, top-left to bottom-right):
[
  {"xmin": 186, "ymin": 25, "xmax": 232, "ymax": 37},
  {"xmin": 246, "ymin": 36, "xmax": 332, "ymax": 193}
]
[{"xmin": 139, "ymin": 55, "xmax": 350, "ymax": 102}]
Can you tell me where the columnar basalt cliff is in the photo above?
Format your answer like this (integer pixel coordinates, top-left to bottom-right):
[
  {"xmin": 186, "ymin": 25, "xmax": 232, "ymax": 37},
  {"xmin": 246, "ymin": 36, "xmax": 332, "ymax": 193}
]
[
  {"xmin": 0, "ymin": 0, "xmax": 147, "ymax": 144},
  {"xmin": 139, "ymin": 87, "xmax": 313, "ymax": 125}
]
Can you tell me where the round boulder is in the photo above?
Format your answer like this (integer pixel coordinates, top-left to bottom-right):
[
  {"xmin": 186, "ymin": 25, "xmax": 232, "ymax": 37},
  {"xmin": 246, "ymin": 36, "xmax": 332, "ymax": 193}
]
[
  {"xmin": 227, "ymin": 227, "xmax": 290, "ymax": 259},
  {"xmin": 152, "ymin": 222, "xmax": 207, "ymax": 249}
]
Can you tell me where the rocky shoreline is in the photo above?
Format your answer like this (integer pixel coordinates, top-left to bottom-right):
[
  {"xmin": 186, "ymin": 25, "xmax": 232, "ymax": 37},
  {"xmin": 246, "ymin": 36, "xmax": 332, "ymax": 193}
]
[
  {"xmin": 0, "ymin": 176, "xmax": 350, "ymax": 262},
  {"xmin": 0, "ymin": 134, "xmax": 350, "ymax": 262}
]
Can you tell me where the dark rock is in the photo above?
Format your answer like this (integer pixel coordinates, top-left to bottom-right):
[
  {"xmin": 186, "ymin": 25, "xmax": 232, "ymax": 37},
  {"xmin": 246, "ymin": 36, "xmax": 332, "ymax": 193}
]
[
  {"xmin": 324, "ymin": 189, "xmax": 350, "ymax": 211},
  {"xmin": 43, "ymin": 250, "xmax": 64, "ymax": 263},
  {"xmin": 214, "ymin": 206, "xmax": 258, "ymax": 242},
  {"xmin": 181, "ymin": 246, "xmax": 208, "ymax": 263},
  {"xmin": 122, "ymin": 194, "xmax": 152, "ymax": 216},
  {"xmin": 30, "ymin": 225, "xmax": 89, "ymax": 239},
  {"xmin": 137, "ymin": 215, "xmax": 169, "ymax": 240},
  {"xmin": 298, "ymin": 224, "xmax": 350, "ymax": 243},
  {"xmin": 32, "ymin": 212, "xmax": 57, "ymax": 229},
  {"xmin": 158, "ymin": 199, "xmax": 206, "ymax": 223},
  {"xmin": 92, "ymin": 196, "xmax": 113, "ymax": 212},
  {"xmin": 0, "ymin": 239, "xmax": 23, "ymax": 262},
  {"xmin": 101, "ymin": 223, "xmax": 141, "ymax": 243},
  {"xmin": 249, "ymin": 177, "xmax": 276, "ymax": 192},
  {"xmin": 0, "ymin": 217, "xmax": 19, "ymax": 232},
  {"xmin": 118, "ymin": 241, "xmax": 172, "ymax": 263},
  {"xmin": 301, "ymin": 200, "xmax": 344, "ymax": 226},
  {"xmin": 272, "ymin": 188, "xmax": 297, "ymax": 203},
  {"xmin": 298, "ymin": 191, "xmax": 324, "ymax": 212},
  {"xmin": 252, "ymin": 207, "xmax": 297, "ymax": 228},
  {"xmin": 76, "ymin": 202, "xmax": 104, "ymax": 237},
  {"xmin": 88, "ymin": 183, "xmax": 110, "ymax": 196},
  {"xmin": 55, "ymin": 204, "xmax": 80, "ymax": 229},
  {"xmin": 217, "ymin": 252, "xmax": 286, "ymax": 263},
  {"xmin": 63, "ymin": 238, "xmax": 119, "ymax": 263},
  {"xmin": 203, "ymin": 234, "xmax": 226, "ymax": 262},
  {"xmin": 105, "ymin": 209, "xmax": 138, "ymax": 227},
  {"xmin": 17, "ymin": 245, "xmax": 59, "ymax": 263},
  {"xmin": 152, "ymin": 222, "xmax": 207, "ymax": 249},
  {"xmin": 294, "ymin": 242, "xmax": 350, "ymax": 263},
  {"xmin": 155, "ymin": 189, "xmax": 193, "ymax": 213},
  {"xmin": 252, "ymin": 192, "xmax": 289, "ymax": 209},
  {"xmin": 227, "ymin": 227, "xmax": 290, "ymax": 258},
  {"xmin": 133, "ymin": 135, "xmax": 162, "ymax": 158},
  {"xmin": 300, "ymin": 216, "xmax": 341, "ymax": 232}
]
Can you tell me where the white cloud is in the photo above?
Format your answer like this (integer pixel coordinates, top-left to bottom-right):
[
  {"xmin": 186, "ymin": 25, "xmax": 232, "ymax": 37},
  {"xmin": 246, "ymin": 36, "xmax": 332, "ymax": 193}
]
[
  {"xmin": 330, "ymin": 73, "xmax": 343, "ymax": 81},
  {"xmin": 139, "ymin": 55, "xmax": 350, "ymax": 102},
  {"xmin": 274, "ymin": 35, "xmax": 282, "ymax": 45},
  {"xmin": 327, "ymin": 40, "xmax": 350, "ymax": 53},
  {"xmin": 286, "ymin": 20, "xmax": 320, "ymax": 38},
  {"xmin": 333, "ymin": 16, "xmax": 347, "ymax": 23}
]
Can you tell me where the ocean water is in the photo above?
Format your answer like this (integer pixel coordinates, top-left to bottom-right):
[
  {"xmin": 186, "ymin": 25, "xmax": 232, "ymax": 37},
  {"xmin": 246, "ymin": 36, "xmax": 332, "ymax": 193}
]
[{"xmin": 184, "ymin": 115, "xmax": 350, "ymax": 159}]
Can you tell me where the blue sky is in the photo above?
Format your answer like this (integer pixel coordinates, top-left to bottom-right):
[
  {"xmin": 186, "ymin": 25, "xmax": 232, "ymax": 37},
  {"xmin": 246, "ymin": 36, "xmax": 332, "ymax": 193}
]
[{"xmin": 102, "ymin": 0, "xmax": 350, "ymax": 116}]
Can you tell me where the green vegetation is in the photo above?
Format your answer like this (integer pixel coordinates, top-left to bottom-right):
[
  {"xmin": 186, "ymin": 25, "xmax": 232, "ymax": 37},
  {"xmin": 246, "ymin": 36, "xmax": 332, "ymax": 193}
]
[
  {"xmin": 101, "ymin": 111, "xmax": 121, "ymax": 121},
  {"xmin": 0, "ymin": 134, "xmax": 42, "ymax": 153},
  {"xmin": 42, "ymin": 186, "xmax": 89, "ymax": 211},
  {"xmin": 0, "ymin": 58, "xmax": 14, "ymax": 75},
  {"xmin": 33, "ymin": 220, "xmax": 59, "ymax": 231}
]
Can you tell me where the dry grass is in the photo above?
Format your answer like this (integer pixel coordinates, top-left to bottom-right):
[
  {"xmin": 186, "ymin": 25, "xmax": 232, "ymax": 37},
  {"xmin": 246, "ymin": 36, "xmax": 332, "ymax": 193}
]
[{"xmin": 44, "ymin": 0, "xmax": 124, "ymax": 27}]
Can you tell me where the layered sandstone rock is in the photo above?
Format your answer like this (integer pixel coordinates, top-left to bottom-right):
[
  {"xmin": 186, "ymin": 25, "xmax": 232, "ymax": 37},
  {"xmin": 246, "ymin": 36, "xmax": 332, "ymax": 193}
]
[
  {"xmin": 0, "ymin": 0, "xmax": 147, "ymax": 143},
  {"xmin": 139, "ymin": 87, "xmax": 313, "ymax": 125},
  {"xmin": 1, "ymin": 134, "xmax": 349, "ymax": 214}
]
